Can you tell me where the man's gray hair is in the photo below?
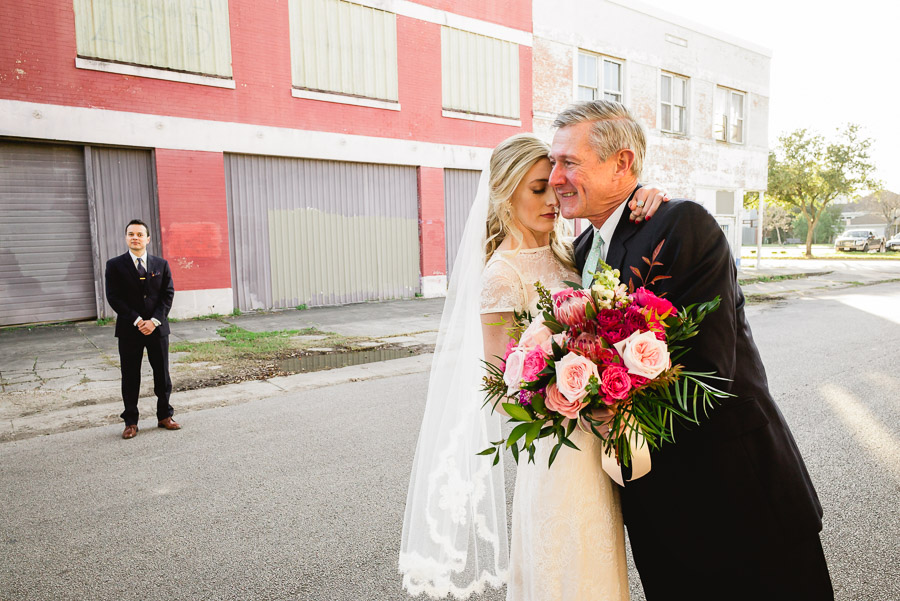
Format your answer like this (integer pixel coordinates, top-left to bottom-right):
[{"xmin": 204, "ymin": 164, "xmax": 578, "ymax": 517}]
[{"xmin": 552, "ymin": 100, "xmax": 646, "ymax": 179}]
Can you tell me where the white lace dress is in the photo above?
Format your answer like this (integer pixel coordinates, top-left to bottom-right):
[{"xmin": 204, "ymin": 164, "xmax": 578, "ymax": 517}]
[{"xmin": 480, "ymin": 246, "xmax": 629, "ymax": 601}]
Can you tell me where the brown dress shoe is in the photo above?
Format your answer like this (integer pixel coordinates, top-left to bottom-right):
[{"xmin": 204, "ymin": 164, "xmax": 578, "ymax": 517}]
[
  {"xmin": 158, "ymin": 417, "xmax": 181, "ymax": 430},
  {"xmin": 122, "ymin": 424, "xmax": 138, "ymax": 439}
]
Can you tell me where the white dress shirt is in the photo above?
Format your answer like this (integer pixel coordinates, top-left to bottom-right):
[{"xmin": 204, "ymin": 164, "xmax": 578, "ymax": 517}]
[
  {"xmin": 128, "ymin": 251, "xmax": 160, "ymax": 328},
  {"xmin": 592, "ymin": 198, "xmax": 631, "ymax": 262}
]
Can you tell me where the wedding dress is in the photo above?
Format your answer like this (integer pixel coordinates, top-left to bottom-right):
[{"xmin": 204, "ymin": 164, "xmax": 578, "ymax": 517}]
[
  {"xmin": 399, "ymin": 170, "xmax": 627, "ymax": 600},
  {"xmin": 481, "ymin": 247, "xmax": 630, "ymax": 601}
]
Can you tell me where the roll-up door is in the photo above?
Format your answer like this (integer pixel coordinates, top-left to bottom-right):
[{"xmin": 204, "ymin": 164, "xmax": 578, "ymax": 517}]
[
  {"xmin": 443, "ymin": 169, "xmax": 481, "ymax": 276},
  {"xmin": 86, "ymin": 146, "xmax": 160, "ymax": 319},
  {"xmin": 0, "ymin": 141, "xmax": 96, "ymax": 326},
  {"xmin": 225, "ymin": 155, "xmax": 420, "ymax": 310}
]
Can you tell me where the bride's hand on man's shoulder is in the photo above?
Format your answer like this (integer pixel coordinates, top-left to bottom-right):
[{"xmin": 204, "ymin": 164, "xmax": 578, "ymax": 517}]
[{"xmin": 629, "ymin": 186, "xmax": 670, "ymax": 223}]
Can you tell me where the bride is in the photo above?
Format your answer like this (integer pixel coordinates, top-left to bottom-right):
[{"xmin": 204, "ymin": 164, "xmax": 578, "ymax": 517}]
[{"xmin": 399, "ymin": 133, "xmax": 666, "ymax": 600}]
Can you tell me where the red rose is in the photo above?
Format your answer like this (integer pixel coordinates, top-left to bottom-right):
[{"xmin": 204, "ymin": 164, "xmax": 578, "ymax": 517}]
[
  {"xmin": 596, "ymin": 308, "xmax": 622, "ymax": 329},
  {"xmin": 600, "ymin": 364, "xmax": 632, "ymax": 401}
]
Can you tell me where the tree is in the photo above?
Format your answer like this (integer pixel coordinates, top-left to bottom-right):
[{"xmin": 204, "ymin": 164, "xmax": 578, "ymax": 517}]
[
  {"xmin": 859, "ymin": 190, "xmax": 900, "ymax": 236},
  {"xmin": 767, "ymin": 125, "xmax": 879, "ymax": 257},
  {"xmin": 791, "ymin": 204, "xmax": 842, "ymax": 244},
  {"xmin": 764, "ymin": 204, "xmax": 796, "ymax": 245}
]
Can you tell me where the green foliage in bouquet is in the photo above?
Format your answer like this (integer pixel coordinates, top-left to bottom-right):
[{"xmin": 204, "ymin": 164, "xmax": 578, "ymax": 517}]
[{"xmin": 479, "ymin": 251, "xmax": 733, "ymax": 470}]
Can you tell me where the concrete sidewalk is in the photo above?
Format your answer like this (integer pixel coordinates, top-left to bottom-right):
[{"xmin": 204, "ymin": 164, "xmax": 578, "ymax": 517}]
[{"xmin": 1, "ymin": 262, "xmax": 896, "ymax": 442}]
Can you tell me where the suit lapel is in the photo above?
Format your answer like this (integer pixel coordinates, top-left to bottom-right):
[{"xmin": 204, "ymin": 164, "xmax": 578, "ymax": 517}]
[
  {"xmin": 573, "ymin": 228, "xmax": 594, "ymax": 271},
  {"xmin": 606, "ymin": 184, "xmax": 643, "ymax": 271}
]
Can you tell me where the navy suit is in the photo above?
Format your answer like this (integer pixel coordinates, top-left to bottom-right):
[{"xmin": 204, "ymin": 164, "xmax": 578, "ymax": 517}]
[
  {"xmin": 105, "ymin": 252, "xmax": 175, "ymax": 426},
  {"xmin": 575, "ymin": 191, "xmax": 832, "ymax": 599}
]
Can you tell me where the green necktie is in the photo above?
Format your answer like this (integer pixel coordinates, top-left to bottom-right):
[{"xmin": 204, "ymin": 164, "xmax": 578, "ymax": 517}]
[{"xmin": 581, "ymin": 232, "xmax": 604, "ymax": 289}]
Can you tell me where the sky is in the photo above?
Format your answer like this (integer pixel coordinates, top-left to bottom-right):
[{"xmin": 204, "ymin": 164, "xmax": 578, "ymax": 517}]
[{"xmin": 635, "ymin": 0, "xmax": 900, "ymax": 192}]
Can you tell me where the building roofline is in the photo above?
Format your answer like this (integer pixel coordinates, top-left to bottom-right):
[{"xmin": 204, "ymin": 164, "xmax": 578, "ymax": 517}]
[{"xmin": 608, "ymin": 0, "xmax": 773, "ymax": 58}]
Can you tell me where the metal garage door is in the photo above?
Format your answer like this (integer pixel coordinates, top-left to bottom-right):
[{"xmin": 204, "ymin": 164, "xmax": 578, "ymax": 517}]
[
  {"xmin": 443, "ymin": 169, "xmax": 481, "ymax": 275},
  {"xmin": 225, "ymin": 155, "xmax": 420, "ymax": 310},
  {"xmin": 0, "ymin": 141, "xmax": 96, "ymax": 326},
  {"xmin": 86, "ymin": 146, "xmax": 160, "ymax": 319}
]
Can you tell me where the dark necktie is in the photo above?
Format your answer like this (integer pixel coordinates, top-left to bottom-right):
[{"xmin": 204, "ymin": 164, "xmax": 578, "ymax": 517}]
[{"xmin": 137, "ymin": 257, "xmax": 147, "ymax": 280}]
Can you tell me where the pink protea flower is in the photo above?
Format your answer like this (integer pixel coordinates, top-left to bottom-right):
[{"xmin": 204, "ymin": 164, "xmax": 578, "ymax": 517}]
[
  {"xmin": 552, "ymin": 288, "xmax": 594, "ymax": 328},
  {"xmin": 569, "ymin": 331, "xmax": 607, "ymax": 361}
]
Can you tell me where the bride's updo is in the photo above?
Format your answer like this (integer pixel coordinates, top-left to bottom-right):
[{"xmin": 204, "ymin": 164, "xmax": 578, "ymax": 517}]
[{"xmin": 484, "ymin": 133, "xmax": 574, "ymax": 269}]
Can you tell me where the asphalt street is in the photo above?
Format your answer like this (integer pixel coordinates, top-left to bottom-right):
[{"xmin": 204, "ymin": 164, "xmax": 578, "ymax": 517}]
[{"xmin": 1, "ymin": 282, "xmax": 899, "ymax": 601}]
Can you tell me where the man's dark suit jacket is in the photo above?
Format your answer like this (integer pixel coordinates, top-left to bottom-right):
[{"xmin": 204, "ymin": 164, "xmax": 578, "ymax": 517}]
[
  {"xmin": 105, "ymin": 252, "xmax": 174, "ymax": 338},
  {"xmin": 575, "ymin": 195, "xmax": 824, "ymax": 593}
]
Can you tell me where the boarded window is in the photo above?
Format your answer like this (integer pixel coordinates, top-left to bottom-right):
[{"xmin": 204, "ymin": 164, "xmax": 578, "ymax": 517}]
[
  {"xmin": 73, "ymin": 0, "xmax": 233, "ymax": 78},
  {"xmin": 289, "ymin": 0, "xmax": 399, "ymax": 102},
  {"xmin": 442, "ymin": 27, "xmax": 520, "ymax": 119}
]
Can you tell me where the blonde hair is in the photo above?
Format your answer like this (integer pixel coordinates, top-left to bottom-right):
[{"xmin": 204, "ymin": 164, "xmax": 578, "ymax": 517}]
[
  {"xmin": 552, "ymin": 100, "xmax": 646, "ymax": 179},
  {"xmin": 484, "ymin": 133, "xmax": 574, "ymax": 269}
]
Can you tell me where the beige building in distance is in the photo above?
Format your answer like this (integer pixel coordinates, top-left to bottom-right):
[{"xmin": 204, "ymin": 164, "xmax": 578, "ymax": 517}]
[{"xmin": 532, "ymin": 0, "xmax": 771, "ymax": 261}]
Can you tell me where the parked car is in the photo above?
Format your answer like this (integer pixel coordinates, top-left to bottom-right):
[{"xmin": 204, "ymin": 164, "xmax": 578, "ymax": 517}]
[
  {"xmin": 887, "ymin": 232, "xmax": 900, "ymax": 251},
  {"xmin": 834, "ymin": 230, "xmax": 885, "ymax": 252}
]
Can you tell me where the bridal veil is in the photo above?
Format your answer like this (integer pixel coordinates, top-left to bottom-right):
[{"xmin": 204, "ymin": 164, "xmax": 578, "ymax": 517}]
[{"xmin": 399, "ymin": 169, "xmax": 509, "ymax": 598}]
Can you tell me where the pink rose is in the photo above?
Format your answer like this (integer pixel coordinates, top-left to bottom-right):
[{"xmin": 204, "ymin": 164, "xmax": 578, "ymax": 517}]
[
  {"xmin": 612, "ymin": 330, "xmax": 670, "ymax": 380},
  {"xmin": 544, "ymin": 382, "xmax": 588, "ymax": 419},
  {"xmin": 552, "ymin": 288, "xmax": 593, "ymax": 328},
  {"xmin": 600, "ymin": 364, "xmax": 632, "ymax": 401},
  {"xmin": 539, "ymin": 333, "xmax": 568, "ymax": 356},
  {"xmin": 503, "ymin": 348, "xmax": 527, "ymax": 393},
  {"xmin": 554, "ymin": 352, "xmax": 598, "ymax": 404},
  {"xmin": 632, "ymin": 287, "xmax": 676, "ymax": 319},
  {"xmin": 500, "ymin": 337, "xmax": 517, "ymax": 370},
  {"xmin": 518, "ymin": 315, "xmax": 553, "ymax": 351},
  {"xmin": 522, "ymin": 348, "xmax": 547, "ymax": 382}
]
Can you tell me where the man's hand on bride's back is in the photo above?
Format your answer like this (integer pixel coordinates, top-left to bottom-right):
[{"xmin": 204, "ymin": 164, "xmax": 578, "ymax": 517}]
[{"xmin": 629, "ymin": 186, "xmax": 669, "ymax": 223}]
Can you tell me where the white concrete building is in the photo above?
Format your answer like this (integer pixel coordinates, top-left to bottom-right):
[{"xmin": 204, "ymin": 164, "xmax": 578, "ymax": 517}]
[{"xmin": 532, "ymin": 0, "xmax": 771, "ymax": 262}]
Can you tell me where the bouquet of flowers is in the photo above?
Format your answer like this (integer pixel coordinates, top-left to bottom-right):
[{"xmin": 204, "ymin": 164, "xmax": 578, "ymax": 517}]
[{"xmin": 480, "ymin": 243, "xmax": 732, "ymax": 478}]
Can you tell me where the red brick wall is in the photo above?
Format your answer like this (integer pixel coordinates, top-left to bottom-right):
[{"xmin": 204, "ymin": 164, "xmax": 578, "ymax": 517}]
[
  {"xmin": 0, "ymin": 1, "xmax": 531, "ymax": 149},
  {"xmin": 418, "ymin": 167, "xmax": 446, "ymax": 277},
  {"xmin": 154, "ymin": 150, "xmax": 231, "ymax": 292}
]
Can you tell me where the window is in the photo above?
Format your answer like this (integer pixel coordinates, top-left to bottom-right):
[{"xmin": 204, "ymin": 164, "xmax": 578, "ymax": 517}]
[
  {"xmin": 577, "ymin": 52, "xmax": 623, "ymax": 103},
  {"xmin": 442, "ymin": 27, "xmax": 520, "ymax": 119},
  {"xmin": 714, "ymin": 87, "xmax": 745, "ymax": 144},
  {"xmin": 289, "ymin": 0, "xmax": 399, "ymax": 103},
  {"xmin": 660, "ymin": 72, "xmax": 688, "ymax": 134},
  {"xmin": 73, "ymin": 0, "xmax": 233, "ymax": 78}
]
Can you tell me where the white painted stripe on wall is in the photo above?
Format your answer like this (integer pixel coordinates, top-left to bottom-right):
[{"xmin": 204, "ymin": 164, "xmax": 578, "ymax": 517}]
[
  {"xmin": 0, "ymin": 100, "xmax": 492, "ymax": 170},
  {"xmin": 354, "ymin": 0, "xmax": 533, "ymax": 46},
  {"xmin": 442, "ymin": 110, "xmax": 521, "ymax": 127},
  {"xmin": 291, "ymin": 88, "xmax": 401, "ymax": 111},
  {"xmin": 170, "ymin": 288, "xmax": 234, "ymax": 320},
  {"xmin": 75, "ymin": 58, "xmax": 237, "ymax": 89}
]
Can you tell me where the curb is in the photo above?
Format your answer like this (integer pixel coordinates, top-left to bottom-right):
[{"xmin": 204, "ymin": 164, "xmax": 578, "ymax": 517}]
[{"xmin": 0, "ymin": 353, "xmax": 433, "ymax": 443}]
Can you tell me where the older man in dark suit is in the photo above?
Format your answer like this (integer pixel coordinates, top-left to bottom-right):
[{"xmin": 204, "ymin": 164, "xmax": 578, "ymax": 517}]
[
  {"xmin": 105, "ymin": 219, "xmax": 179, "ymax": 439},
  {"xmin": 548, "ymin": 101, "xmax": 832, "ymax": 600}
]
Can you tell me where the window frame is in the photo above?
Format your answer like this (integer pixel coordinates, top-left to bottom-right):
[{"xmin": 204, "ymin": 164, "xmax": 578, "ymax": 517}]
[
  {"xmin": 659, "ymin": 71, "xmax": 689, "ymax": 135},
  {"xmin": 714, "ymin": 86, "xmax": 746, "ymax": 145},
  {"xmin": 576, "ymin": 50, "xmax": 625, "ymax": 104}
]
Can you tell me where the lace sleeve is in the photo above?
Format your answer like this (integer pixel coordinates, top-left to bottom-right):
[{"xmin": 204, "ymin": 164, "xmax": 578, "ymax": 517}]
[{"xmin": 480, "ymin": 258, "xmax": 525, "ymax": 314}]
